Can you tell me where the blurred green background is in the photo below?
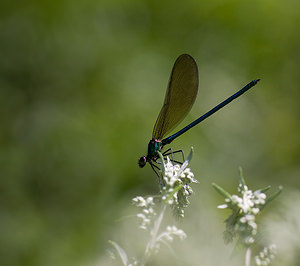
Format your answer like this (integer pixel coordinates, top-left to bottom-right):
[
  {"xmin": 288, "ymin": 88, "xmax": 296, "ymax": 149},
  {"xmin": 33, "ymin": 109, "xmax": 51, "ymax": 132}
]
[{"xmin": 1, "ymin": 0, "xmax": 300, "ymax": 265}]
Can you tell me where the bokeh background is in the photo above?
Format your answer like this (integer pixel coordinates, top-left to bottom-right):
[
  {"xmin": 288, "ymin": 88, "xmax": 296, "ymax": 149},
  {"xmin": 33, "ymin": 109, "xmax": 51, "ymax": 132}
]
[{"xmin": 1, "ymin": 0, "xmax": 300, "ymax": 265}]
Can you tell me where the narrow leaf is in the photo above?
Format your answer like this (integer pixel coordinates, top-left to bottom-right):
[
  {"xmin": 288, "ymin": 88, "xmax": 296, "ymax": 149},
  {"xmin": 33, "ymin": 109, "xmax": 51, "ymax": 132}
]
[
  {"xmin": 238, "ymin": 167, "xmax": 246, "ymax": 187},
  {"xmin": 108, "ymin": 240, "xmax": 128, "ymax": 266},
  {"xmin": 265, "ymin": 186, "xmax": 283, "ymax": 205},
  {"xmin": 212, "ymin": 183, "xmax": 232, "ymax": 199}
]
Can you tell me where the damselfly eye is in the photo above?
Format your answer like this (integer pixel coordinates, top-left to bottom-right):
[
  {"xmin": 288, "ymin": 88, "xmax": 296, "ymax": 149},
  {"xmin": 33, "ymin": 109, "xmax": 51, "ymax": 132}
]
[{"xmin": 138, "ymin": 156, "xmax": 147, "ymax": 168}]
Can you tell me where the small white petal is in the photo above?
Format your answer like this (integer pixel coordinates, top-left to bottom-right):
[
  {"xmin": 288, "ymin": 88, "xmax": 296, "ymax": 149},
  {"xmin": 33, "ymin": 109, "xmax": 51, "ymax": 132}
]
[{"xmin": 218, "ymin": 204, "xmax": 228, "ymax": 209}]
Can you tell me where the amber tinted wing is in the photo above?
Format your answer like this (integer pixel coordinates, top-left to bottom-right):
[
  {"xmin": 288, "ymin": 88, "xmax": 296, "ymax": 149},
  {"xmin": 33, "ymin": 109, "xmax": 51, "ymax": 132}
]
[{"xmin": 152, "ymin": 54, "xmax": 199, "ymax": 139}]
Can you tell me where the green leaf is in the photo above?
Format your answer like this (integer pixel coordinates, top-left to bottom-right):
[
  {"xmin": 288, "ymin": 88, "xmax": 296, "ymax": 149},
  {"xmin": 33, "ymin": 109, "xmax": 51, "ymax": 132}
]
[
  {"xmin": 157, "ymin": 151, "xmax": 165, "ymax": 187},
  {"xmin": 186, "ymin": 146, "xmax": 194, "ymax": 163},
  {"xmin": 265, "ymin": 186, "xmax": 283, "ymax": 205},
  {"xmin": 108, "ymin": 240, "xmax": 129, "ymax": 266},
  {"xmin": 259, "ymin": 185, "xmax": 271, "ymax": 193},
  {"xmin": 238, "ymin": 167, "xmax": 246, "ymax": 187},
  {"xmin": 212, "ymin": 183, "xmax": 232, "ymax": 200}
]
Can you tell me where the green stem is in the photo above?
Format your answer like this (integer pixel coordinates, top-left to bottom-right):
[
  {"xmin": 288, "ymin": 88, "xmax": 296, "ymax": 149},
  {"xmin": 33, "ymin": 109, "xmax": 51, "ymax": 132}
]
[
  {"xmin": 142, "ymin": 205, "xmax": 167, "ymax": 265},
  {"xmin": 245, "ymin": 247, "xmax": 251, "ymax": 266}
]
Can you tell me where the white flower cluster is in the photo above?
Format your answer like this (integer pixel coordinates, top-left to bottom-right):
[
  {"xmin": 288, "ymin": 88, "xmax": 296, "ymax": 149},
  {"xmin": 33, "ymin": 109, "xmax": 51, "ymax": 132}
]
[
  {"xmin": 165, "ymin": 225, "xmax": 187, "ymax": 240},
  {"xmin": 214, "ymin": 172, "xmax": 281, "ymax": 265},
  {"xmin": 235, "ymin": 184, "xmax": 267, "ymax": 213},
  {"xmin": 118, "ymin": 152, "xmax": 196, "ymax": 263},
  {"xmin": 132, "ymin": 196, "xmax": 156, "ymax": 230},
  {"xmin": 147, "ymin": 224, "xmax": 187, "ymax": 255},
  {"xmin": 163, "ymin": 157, "xmax": 197, "ymax": 186},
  {"xmin": 161, "ymin": 157, "xmax": 198, "ymax": 217},
  {"xmin": 132, "ymin": 194, "xmax": 187, "ymax": 255},
  {"xmin": 254, "ymin": 244, "xmax": 277, "ymax": 266},
  {"xmin": 218, "ymin": 185, "xmax": 267, "ymax": 245}
]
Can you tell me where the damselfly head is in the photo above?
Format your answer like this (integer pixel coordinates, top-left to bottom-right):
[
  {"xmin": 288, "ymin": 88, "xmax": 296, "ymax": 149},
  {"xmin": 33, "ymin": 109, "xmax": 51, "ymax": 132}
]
[{"xmin": 138, "ymin": 156, "xmax": 147, "ymax": 168}]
